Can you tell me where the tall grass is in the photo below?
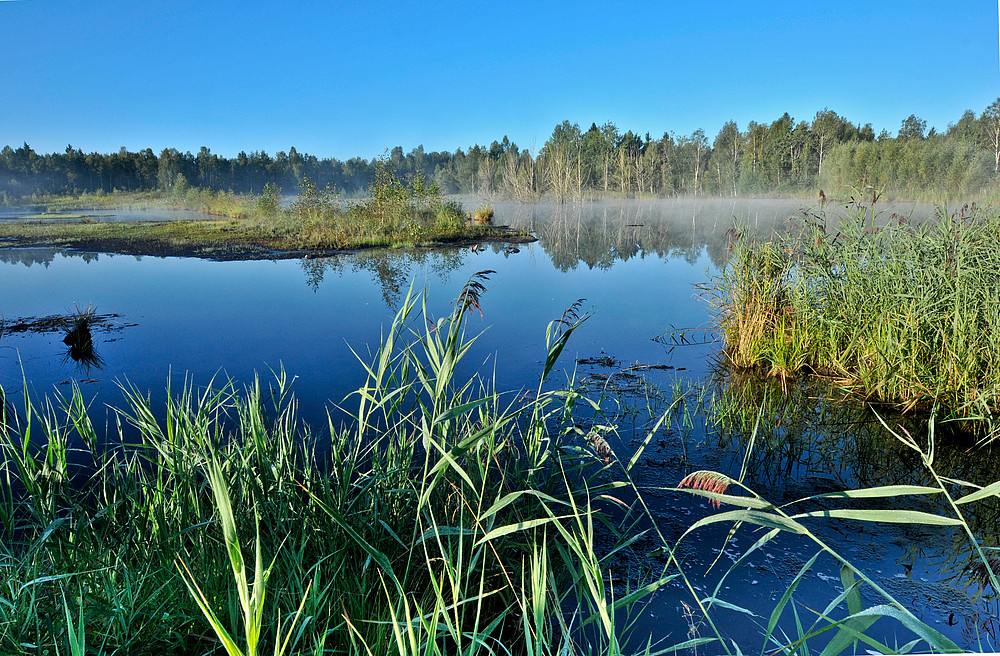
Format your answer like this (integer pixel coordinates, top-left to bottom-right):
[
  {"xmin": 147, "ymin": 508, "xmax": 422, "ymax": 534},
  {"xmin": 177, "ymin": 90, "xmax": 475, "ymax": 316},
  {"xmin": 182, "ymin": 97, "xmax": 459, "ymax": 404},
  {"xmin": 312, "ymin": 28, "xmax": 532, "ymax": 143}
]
[
  {"xmin": 5, "ymin": 269, "xmax": 998, "ymax": 654},
  {"xmin": 708, "ymin": 201, "xmax": 1000, "ymax": 430},
  {"xmin": 0, "ymin": 275, "xmax": 670, "ymax": 655},
  {"xmin": 270, "ymin": 164, "xmax": 478, "ymax": 248},
  {"xmin": 23, "ymin": 165, "xmax": 519, "ymax": 252}
]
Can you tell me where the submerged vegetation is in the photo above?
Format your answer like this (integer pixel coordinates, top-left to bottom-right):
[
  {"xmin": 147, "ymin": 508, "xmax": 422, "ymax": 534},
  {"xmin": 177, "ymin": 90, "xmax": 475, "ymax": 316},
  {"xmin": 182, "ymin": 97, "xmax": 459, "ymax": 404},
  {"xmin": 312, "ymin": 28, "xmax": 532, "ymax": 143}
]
[
  {"xmin": 710, "ymin": 196, "xmax": 1000, "ymax": 430},
  {"xmin": 3, "ymin": 274, "xmax": 1000, "ymax": 654},
  {"xmin": 0, "ymin": 162, "xmax": 528, "ymax": 256}
]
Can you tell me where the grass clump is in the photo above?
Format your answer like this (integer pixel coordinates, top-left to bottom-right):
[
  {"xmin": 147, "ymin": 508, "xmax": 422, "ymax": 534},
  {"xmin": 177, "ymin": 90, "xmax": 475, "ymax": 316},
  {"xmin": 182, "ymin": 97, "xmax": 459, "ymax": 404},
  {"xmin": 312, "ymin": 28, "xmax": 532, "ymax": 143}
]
[
  {"xmin": 709, "ymin": 200, "xmax": 1000, "ymax": 427},
  {"xmin": 3, "ymin": 273, "xmax": 998, "ymax": 654},
  {"xmin": 473, "ymin": 204, "xmax": 495, "ymax": 226}
]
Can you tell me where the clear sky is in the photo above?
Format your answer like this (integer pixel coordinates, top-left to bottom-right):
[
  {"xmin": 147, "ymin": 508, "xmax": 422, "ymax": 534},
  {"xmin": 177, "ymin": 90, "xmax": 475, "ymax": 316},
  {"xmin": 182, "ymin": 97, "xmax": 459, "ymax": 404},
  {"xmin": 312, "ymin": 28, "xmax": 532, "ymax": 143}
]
[{"xmin": 1, "ymin": 0, "xmax": 997, "ymax": 159}]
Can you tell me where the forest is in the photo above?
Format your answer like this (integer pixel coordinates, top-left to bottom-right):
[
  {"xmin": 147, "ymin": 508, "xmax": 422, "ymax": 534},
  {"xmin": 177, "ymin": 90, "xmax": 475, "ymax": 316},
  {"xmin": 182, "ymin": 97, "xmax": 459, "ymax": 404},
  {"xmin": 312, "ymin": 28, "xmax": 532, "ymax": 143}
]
[{"xmin": 3, "ymin": 101, "xmax": 999, "ymax": 202}]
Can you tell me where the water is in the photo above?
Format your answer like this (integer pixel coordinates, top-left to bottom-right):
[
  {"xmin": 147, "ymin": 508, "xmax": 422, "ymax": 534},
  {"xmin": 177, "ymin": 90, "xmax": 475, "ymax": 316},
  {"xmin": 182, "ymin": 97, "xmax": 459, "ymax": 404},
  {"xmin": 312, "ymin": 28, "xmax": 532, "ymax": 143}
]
[
  {"xmin": 1, "ymin": 198, "xmax": 995, "ymax": 651},
  {"xmin": 0, "ymin": 207, "xmax": 214, "ymax": 223}
]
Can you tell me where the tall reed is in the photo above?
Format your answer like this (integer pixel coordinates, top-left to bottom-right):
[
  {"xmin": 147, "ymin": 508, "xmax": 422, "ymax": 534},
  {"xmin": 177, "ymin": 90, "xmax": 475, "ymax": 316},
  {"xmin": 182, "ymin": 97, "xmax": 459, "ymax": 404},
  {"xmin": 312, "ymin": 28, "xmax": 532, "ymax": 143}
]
[
  {"xmin": 0, "ymin": 274, "xmax": 668, "ymax": 655},
  {"xmin": 709, "ymin": 202, "xmax": 1000, "ymax": 431}
]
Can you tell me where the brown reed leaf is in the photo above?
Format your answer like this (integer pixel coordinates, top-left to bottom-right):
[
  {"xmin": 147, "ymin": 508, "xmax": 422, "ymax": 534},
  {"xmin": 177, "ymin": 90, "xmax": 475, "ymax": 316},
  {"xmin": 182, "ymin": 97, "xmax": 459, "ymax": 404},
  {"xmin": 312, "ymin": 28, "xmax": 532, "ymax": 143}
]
[{"xmin": 588, "ymin": 431, "xmax": 614, "ymax": 464}]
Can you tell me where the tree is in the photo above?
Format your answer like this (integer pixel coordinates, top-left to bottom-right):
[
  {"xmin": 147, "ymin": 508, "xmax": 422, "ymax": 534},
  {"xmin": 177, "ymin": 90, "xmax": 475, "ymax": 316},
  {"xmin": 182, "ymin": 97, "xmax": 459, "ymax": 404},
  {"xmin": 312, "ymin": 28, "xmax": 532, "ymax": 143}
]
[
  {"xmin": 982, "ymin": 99, "xmax": 1000, "ymax": 173},
  {"xmin": 540, "ymin": 121, "xmax": 583, "ymax": 202},
  {"xmin": 157, "ymin": 148, "xmax": 182, "ymax": 189},
  {"xmin": 946, "ymin": 109, "xmax": 979, "ymax": 144},
  {"xmin": 812, "ymin": 108, "xmax": 851, "ymax": 175},
  {"xmin": 898, "ymin": 114, "xmax": 927, "ymax": 141}
]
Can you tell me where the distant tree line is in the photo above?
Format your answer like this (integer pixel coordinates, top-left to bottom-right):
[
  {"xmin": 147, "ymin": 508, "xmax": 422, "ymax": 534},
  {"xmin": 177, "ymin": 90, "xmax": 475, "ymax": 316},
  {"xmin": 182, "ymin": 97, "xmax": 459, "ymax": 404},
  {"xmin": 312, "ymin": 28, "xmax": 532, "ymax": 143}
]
[{"xmin": 4, "ymin": 101, "xmax": 1000, "ymax": 201}]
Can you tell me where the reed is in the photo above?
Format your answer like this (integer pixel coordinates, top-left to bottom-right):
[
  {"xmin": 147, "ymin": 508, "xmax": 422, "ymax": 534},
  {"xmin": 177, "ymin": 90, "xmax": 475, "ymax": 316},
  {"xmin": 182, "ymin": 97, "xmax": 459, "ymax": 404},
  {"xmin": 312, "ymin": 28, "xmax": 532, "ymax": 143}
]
[
  {"xmin": 709, "ymin": 201, "xmax": 1000, "ymax": 431},
  {"xmin": 0, "ymin": 275, "xmax": 667, "ymax": 655},
  {"xmin": 5, "ymin": 267, "xmax": 994, "ymax": 653},
  {"xmin": 9, "ymin": 168, "xmax": 526, "ymax": 254}
]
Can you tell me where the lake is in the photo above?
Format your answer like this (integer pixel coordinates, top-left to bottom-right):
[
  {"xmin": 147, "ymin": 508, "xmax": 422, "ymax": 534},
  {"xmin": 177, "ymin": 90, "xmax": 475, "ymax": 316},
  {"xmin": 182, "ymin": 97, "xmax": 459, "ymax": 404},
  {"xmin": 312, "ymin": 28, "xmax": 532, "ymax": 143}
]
[{"xmin": 1, "ymin": 198, "xmax": 994, "ymax": 651}]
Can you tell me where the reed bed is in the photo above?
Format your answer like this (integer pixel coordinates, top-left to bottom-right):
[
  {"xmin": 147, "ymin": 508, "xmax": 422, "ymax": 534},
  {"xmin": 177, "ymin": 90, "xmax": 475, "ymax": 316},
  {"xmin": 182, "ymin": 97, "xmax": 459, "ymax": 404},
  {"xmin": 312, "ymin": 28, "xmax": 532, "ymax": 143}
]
[
  {"xmin": 4, "ymin": 271, "xmax": 1000, "ymax": 654},
  {"xmin": 708, "ymin": 201, "xmax": 1000, "ymax": 428},
  {"xmin": 17, "ymin": 166, "xmax": 520, "ymax": 254},
  {"xmin": 0, "ymin": 275, "xmax": 674, "ymax": 655}
]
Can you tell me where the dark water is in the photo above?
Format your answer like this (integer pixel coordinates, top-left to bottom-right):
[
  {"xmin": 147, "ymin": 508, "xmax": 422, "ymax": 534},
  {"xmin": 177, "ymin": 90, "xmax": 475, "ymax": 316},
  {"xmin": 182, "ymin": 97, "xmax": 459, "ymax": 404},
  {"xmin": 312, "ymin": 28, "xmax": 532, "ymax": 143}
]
[{"xmin": 1, "ymin": 198, "xmax": 996, "ymax": 651}]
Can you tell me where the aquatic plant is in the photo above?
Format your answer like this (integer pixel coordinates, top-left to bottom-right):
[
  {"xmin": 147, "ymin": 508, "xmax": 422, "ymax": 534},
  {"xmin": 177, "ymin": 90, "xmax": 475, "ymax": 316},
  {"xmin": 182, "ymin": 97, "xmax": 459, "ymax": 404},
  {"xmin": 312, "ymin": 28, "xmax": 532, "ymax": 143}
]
[
  {"xmin": 60, "ymin": 304, "xmax": 104, "ymax": 371},
  {"xmin": 708, "ymin": 202, "xmax": 1000, "ymax": 432},
  {"xmin": 473, "ymin": 204, "xmax": 495, "ymax": 225},
  {"xmin": 0, "ymin": 275, "xmax": 666, "ymax": 655}
]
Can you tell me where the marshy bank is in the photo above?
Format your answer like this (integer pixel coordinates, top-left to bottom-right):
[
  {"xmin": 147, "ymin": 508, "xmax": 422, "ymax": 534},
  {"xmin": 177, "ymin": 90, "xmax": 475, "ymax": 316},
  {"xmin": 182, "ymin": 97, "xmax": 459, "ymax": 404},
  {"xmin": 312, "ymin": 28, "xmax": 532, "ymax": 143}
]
[
  {"xmin": 0, "ymin": 281, "xmax": 682, "ymax": 655},
  {"xmin": 712, "ymin": 199, "xmax": 1000, "ymax": 433},
  {"xmin": 0, "ymin": 166, "xmax": 530, "ymax": 259},
  {"xmin": 4, "ymin": 285, "xmax": 1000, "ymax": 655}
]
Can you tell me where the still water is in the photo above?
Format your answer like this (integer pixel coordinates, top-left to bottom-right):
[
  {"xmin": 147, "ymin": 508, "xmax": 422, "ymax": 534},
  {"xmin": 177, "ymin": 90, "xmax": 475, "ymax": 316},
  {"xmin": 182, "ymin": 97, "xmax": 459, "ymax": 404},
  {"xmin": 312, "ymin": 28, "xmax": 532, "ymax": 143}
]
[{"xmin": 1, "ymin": 198, "xmax": 995, "ymax": 651}]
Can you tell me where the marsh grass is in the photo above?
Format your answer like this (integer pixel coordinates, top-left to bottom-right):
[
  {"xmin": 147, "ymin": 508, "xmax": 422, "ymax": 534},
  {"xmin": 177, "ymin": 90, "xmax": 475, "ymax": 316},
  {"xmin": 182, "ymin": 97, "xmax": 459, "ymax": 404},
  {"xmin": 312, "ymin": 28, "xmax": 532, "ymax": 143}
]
[
  {"xmin": 4, "ymin": 269, "xmax": 996, "ymax": 653},
  {"xmin": 0, "ymin": 275, "xmax": 675, "ymax": 655},
  {"xmin": 473, "ymin": 205, "xmax": 495, "ymax": 226},
  {"xmin": 709, "ymin": 201, "xmax": 1000, "ymax": 430},
  {"xmin": 12, "ymin": 166, "xmax": 526, "ymax": 254}
]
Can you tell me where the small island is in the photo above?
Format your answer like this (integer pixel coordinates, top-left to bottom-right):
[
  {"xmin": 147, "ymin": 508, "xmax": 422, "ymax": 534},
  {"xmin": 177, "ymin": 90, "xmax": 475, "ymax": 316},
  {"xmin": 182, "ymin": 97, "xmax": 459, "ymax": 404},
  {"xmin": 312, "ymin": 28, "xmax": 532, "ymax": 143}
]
[{"xmin": 0, "ymin": 162, "xmax": 533, "ymax": 260}]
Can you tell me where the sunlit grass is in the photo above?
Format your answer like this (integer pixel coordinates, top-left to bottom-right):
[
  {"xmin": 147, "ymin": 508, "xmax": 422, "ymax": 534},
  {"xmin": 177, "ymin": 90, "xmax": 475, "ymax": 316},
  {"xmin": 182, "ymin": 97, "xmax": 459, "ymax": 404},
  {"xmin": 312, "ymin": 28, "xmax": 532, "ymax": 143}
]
[
  {"xmin": 0, "ymin": 275, "xmax": 669, "ymax": 655},
  {"xmin": 4, "ymin": 267, "xmax": 1000, "ymax": 654},
  {"xmin": 708, "ymin": 201, "xmax": 1000, "ymax": 431},
  {"xmin": 8, "ymin": 167, "xmax": 529, "ymax": 254}
]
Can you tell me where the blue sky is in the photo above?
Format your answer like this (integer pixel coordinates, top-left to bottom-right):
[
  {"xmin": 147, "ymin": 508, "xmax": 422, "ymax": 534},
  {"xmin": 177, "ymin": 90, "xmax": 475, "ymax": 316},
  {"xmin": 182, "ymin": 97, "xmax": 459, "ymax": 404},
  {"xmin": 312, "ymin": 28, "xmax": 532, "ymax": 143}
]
[{"xmin": 1, "ymin": 0, "xmax": 997, "ymax": 159}]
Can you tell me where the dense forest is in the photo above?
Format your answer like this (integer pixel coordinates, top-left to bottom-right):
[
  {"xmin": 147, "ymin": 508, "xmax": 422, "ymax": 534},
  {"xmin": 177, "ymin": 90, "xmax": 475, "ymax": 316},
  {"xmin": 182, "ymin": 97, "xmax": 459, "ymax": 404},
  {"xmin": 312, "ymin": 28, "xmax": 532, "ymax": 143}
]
[{"xmin": 3, "ymin": 101, "xmax": 1000, "ymax": 201}]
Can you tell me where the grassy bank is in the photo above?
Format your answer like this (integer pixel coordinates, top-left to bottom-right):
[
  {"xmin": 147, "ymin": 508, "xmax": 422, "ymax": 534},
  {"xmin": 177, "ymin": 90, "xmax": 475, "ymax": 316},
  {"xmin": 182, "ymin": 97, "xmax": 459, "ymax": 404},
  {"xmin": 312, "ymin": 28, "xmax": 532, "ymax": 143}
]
[
  {"xmin": 708, "ymin": 200, "xmax": 1000, "ymax": 429},
  {"xmin": 1, "ymin": 166, "xmax": 525, "ymax": 256}
]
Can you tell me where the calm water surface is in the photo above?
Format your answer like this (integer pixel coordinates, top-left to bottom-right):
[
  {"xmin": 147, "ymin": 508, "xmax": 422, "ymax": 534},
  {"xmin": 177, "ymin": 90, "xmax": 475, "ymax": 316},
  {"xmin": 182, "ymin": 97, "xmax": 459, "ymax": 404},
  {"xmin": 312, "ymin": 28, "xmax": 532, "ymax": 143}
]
[{"xmin": 1, "ymin": 199, "xmax": 994, "ymax": 651}]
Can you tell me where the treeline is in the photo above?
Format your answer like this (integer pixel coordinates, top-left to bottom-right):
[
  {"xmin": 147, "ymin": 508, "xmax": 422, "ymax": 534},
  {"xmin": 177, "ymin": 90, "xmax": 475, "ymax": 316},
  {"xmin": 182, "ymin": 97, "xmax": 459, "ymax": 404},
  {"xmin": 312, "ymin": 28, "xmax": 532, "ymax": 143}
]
[{"xmin": 4, "ymin": 101, "xmax": 1000, "ymax": 201}]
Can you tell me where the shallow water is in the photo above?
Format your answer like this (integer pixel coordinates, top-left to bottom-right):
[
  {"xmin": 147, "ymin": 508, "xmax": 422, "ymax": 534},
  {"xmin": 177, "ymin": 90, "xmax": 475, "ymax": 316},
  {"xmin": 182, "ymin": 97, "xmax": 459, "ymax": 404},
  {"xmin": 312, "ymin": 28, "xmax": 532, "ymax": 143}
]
[
  {"xmin": 0, "ymin": 198, "xmax": 995, "ymax": 651},
  {"xmin": 0, "ymin": 206, "xmax": 213, "ymax": 223}
]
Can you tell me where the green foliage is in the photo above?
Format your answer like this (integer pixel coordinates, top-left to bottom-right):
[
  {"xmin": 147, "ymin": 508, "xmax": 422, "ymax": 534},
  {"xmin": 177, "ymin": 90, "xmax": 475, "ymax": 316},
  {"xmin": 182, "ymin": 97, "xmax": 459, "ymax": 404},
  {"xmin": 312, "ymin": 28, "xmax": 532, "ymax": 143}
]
[
  {"xmin": 288, "ymin": 175, "xmax": 337, "ymax": 222},
  {"xmin": 1, "ymin": 164, "xmax": 522, "ymax": 253},
  {"xmin": 2, "ymin": 274, "xmax": 999, "ymax": 654},
  {"xmin": 710, "ymin": 201, "xmax": 1000, "ymax": 428},
  {"xmin": 473, "ymin": 204, "xmax": 494, "ymax": 225},
  {"xmin": 6, "ymin": 99, "xmax": 1000, "ymax": 201},
  {"xmin": 255, "ymin": 182, "xmax": 281, "ymax": 217},
  {"xmin": 0, "ymin": 278, "xmax": 660, "ymax": 655}
]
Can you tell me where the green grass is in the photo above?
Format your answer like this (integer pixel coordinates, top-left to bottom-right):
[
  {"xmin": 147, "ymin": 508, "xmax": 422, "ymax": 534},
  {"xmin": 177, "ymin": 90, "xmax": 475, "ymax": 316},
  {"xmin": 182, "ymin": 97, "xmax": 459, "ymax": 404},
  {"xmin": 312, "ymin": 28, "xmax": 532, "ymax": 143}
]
[
  {"xmin": 3, "ymin": 271, "xmax": 999, "ymax": 655},
  {"xmin": 5, "ymin": 167, "xmax": 530, "ymax": 255},
  {"xmin": 707, "ymin": 199, "xmax": 1000, "ymax": 430},
  {"xmin": 0, "ymin": 275, "xmax": 673, "ymax": 655}
]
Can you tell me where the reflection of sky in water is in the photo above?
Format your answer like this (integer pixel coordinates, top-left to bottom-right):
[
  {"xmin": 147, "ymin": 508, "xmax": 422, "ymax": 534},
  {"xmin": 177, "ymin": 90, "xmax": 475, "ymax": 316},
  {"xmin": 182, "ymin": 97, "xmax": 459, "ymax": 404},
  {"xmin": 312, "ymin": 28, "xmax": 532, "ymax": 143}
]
[
  {"xmin": 0, "ymin": 242, "xmax": 716, "ymax": 427},
  {"xmin": 0, "ymin": 199, "xmax": 993, "ymax": 651},
  {"xmin": 2, "ymin": 198, "xmax": 779, "ymax": 429}
]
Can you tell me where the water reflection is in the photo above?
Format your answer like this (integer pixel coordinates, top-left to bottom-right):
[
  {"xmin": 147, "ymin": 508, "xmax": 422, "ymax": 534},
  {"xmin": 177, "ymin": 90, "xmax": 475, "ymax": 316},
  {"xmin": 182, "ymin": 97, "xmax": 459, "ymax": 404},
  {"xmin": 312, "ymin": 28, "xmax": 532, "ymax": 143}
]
[
  {"xmin": 1, "ymin": 199, "xmax": 940, "ymax": 295},
  {"xmin": 60, "ymin": 311, "xmax": 105, "ymax": 373},
  {"xmin": 301, "ymin": 248, "xmax": 471, "ymax": 306},
  {"xmin": 496, "ymin": 199, "xmax": 804, "ymax": 271},
  {"xmin": 701, "ymin": 370, "xmax": 1000, "ymax": 637},
  {"xmin": 1, "ymin": 308, "xmax": 123, "ymax": 376},
  {"xmin": 0, "ymin": 199, "xmax": 991, "ymax": 650},
  {"xmin": 0, "ymin": 247, "xmax": 105, "ymax": 268}
]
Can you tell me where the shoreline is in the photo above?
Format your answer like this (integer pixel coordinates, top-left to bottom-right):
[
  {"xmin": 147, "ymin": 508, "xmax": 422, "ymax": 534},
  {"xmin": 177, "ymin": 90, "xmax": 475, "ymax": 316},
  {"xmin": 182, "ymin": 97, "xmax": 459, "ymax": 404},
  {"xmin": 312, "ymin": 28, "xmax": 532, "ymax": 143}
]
[{"xmin": 0, "ymin": 221, "xmax": 537, "ymax": 261}]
